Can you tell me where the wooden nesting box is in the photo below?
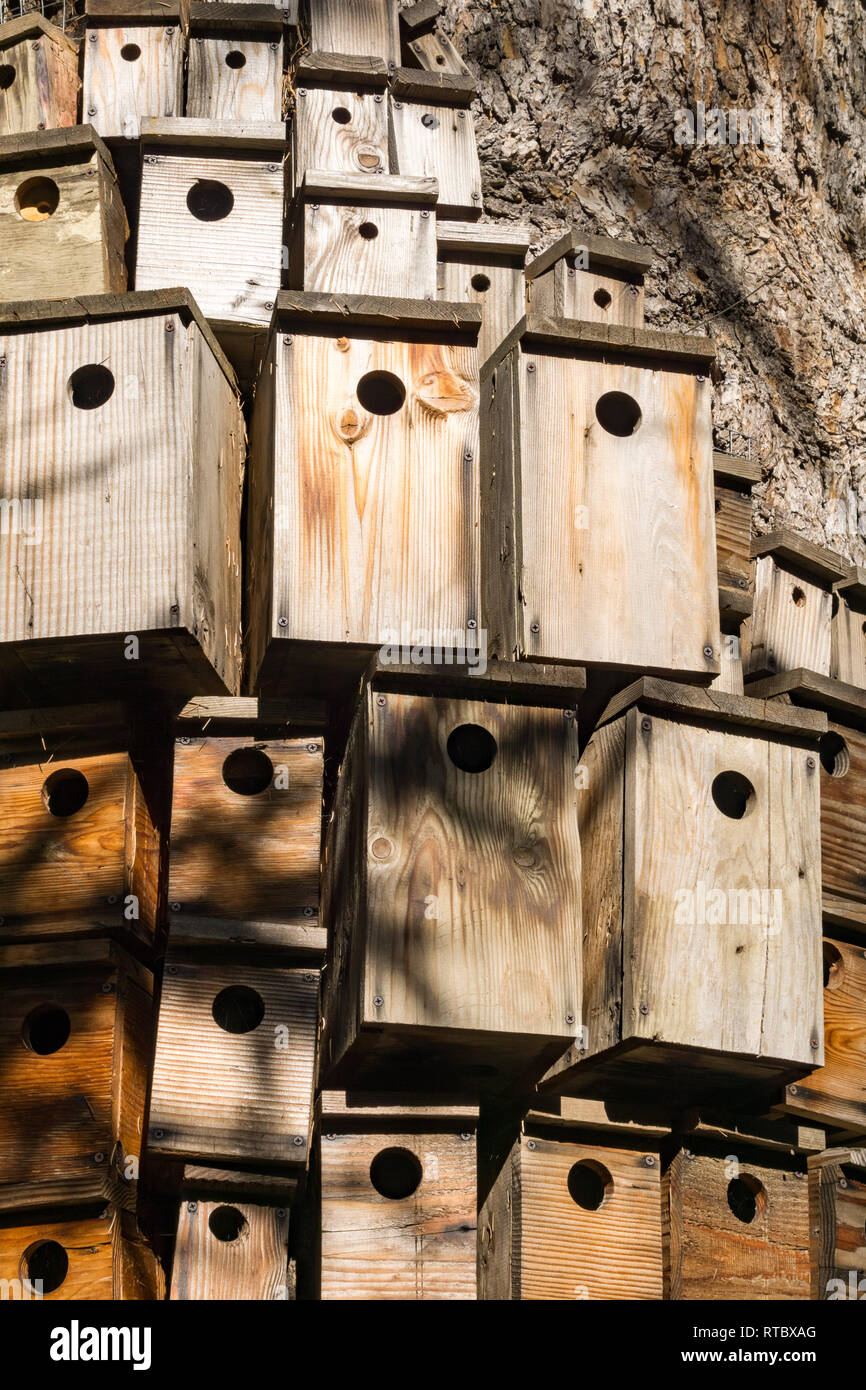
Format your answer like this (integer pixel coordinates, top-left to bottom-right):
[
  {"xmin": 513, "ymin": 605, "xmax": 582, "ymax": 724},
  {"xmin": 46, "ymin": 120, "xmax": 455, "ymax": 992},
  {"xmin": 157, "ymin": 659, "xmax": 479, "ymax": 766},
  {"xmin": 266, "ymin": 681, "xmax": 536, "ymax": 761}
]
[
  {"xmin": 82, "ymin": 5, "xmax": 185, "ymax": 142},
  {"xmin": 0, "ymin": 291, "xmax": 244, "ymax": 706},
  {"xmin": 482, "ymin": 316, "xmax": 721, "ymax": 679},
  {"xmin": 400, "ymin": 2, "xmax": 470, "ymax": 77},
  {"xmin": 318, "ymin": 1092, "xmax": 477, "ymax": 1300},
  {"xmin": 167, "ymin": 734, "xmax": 322, "ymax": 945},
  {"xmin": 541, "ymin": 680, "xmax": 826, "ymax": 1106},
  {"xmin": 775, "ymin": 937, "xmax": 866, "ymax": 1133},
  {"xmin": 0, "ymin": 14, "xmax": 79, "ymax": 137},
  {"xmin": 320, "ymin": 682, "xmax": 582, "ymax": 1089},
  {"xmin": 809, "ymin": 1146, "xmax": 866, "ymax": 1300},
  {"xmin": 292, "ymin": 56, "xmax": 390, "ymax": 195},
  {"xmin": 713, "ymin": 448, "xmax": 759, "ymax": 622},
  {"xmin": 526, "ymin": 230, "xmax": 651, "ymax": 328},
  {"xmin": 246, "ymin": 293, "xmax": 481, "ymax": 694},
  {"xmin": 0, "ymin": 1207, "xmax": 163, "ymax": 1300},
  {"xmin": 389, "ymin": 68, "xmax": 482, "ymax": 219},
  {"xmin": 832, "ymin": 567, "xmax": 866, "ymax": 690},
  {"xmin": 0, "ymin": 707, "xmax": 165, "ymax": 952},
  {"xmin": 820, "ymin": 717, "xmax": 866, "ymax": 927},
  {"xmin": 436, "ymin": 219, "xmax": 532, "ymax": 367},
  {"xmin": 743, "ymin": 531, "xmax": 847, "ymax": 680},
  {"xmin": 0, "ymin": 942, "xmax": 152, "ymax": 1212},
  {"xmin": 479, "ymin": 1124, "xmax": 664, "ymax": 1300},
  {"xmin": 665, "ymin": 1141, "xmax": 811, "ymax": 1299},
  {"xmin": 170, "ymin": 1198, "xmax": 291, "ymax": 1300},
  {"xmin": 187, "ymin": 12, "xmax": 283, "ymax": 124},
  {"xmin": 136, "ymin": 118, "xmax": 285, "ymax": 379},
  {"xmin": 307, "ymin": 0, "xmax": 400, "ymax": 65},
  {"xmin": 0, "ymin": 127, "xmax": 128, "ymax": 303},
  {"xmin": 289, "ymin": 170, "xmax": 438, "ymax": 297},
  {"xmin": 148, "ymin": 952, "xmax": 319, "ymax": 1168}
]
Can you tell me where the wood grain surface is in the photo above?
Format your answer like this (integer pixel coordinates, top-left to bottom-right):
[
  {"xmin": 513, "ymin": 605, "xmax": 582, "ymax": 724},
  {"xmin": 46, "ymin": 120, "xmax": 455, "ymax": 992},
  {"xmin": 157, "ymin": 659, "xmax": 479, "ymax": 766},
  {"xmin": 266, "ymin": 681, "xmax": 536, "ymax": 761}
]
[
  {"xmin": 170, "ymin": 1199, "xmax": 290, "ymax": 1299},
  {"xmin": 295, "ymin": 194, "xmax": 437, "ymax": 297},
  {"xmin": 292, "ymin": 84, "xmax": 389, "ymax": 192},
  {"xmin": 820, "ymin": 719, "xmax": 866, "ymax": 905},
  {"xmin": 83, "ymin": 25, "xmax": 184, "ymax": 141},
  {"xmin": 831, "ymin": 592, "xmax": 866, "ymax": 689},
  {"xmin": 745, "ymin": 555, "xmax": 832, "ymax": 678},
  {"xmin": 0, "ymin": 31, "xmax": 79, "ymax": 137},
  {"xmin": 389, "ymin": 95, "xmax": 482, "ymax": 217},
  {"xmin": 309, "ymin": 0, "xmax": 400, "ymax": 65},
  {"xmin": 0, "ymin": 1209, "xmax": 163, "ymax": 1300},
  {"xmin": 779, "ymin": 938, "xmax": 866, "ymax": 1130},
  {"xmin": 186, "ymin": 36, "xmax": 282, "ymax": 123}
]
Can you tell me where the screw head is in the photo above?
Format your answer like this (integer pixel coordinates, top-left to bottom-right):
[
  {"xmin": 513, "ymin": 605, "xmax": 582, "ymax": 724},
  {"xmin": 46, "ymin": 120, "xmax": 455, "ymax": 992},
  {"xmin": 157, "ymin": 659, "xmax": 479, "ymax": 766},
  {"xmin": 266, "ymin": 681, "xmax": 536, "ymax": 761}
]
[
  {"xmin": 421, "ymin": 209, "xmax": 429, "ymax": 218},
  {"xmin": 276, "ymin": 1208, "xmax": 286, "ymax": 1218},
  {"xmin": 564, "ymin": 709, "xmax": 574, "ymax": 719},
  {"xmin": 188, "ymin": 1201, "xmax": 197, "ymax": 1213},
  {"xmin": 88, "ymin": 32, "xmax": 97, "ymax": 41},
  {"xmin": 325, "ymin": 1133, "xmax": 337, "ymax": 1141},
  {"xmin": 374, "ymin": 94, "xmax": 383, "ymax": 103},
  {"xmin": 283, "ymin": 336, "xmax": 293, "ymax": 346},
  {"xmin": 527, "ymin": 363, "xmax": 536, "ymax": 373},
  {"xmin": 806, "ymin": 756, "xmax": 816, "ymax": 770},
  {"xmin": 267, "ymin": 164, "xmax": 279, "ymax": 172},
  {"xmin": 278, "ymin": 616, "xmax": 288, "ymax": 628},
  {"xmin": 264, "ymin": 302, "xmax": 274, "ymax": 311},
  {"xmin": 530, "ymin": 621, "xmax": 540, "ymax": 634},
  {"xmin": 839, "ymin": 1177, "xmax": 849, "ymax": 1189},
  {"xmin": 567, "ymin": 267, "xmax": 576, "ymax": 277},
  {"xmin": 165, "ymin": 321, "xmax": 175, "ymax": 333},
  {"xmin": 643, "ymin": 1155, "xmax": 655, "ymax": 1167},
  {"xmin": 526, "ymin": 1140, "xmax": 536, "ymax": 1150},
  {"xmin": 106, "ymin": 895, "xmax": 117, "ymax": 905},
  {"xmin": 641, "ymin": 717, "xmax": 652, "ymax": 732},
  {"xmin": 304, "ymin": 972, "xmax": 316, "ymax": 982},
  {"xmin": 703, "ymin": 645, "xmax": 714, "ymax": 659},
  {"xmin": 467, "ymin": 618, "xmax": 477, "ymax": 630},
  {"xmin": 565, "ymin": 1012, "xmax": 575, "ymax": 1025},
  {"xmin": 307, "ymin": 742, "xmax": 319, "ymax": 753},
  {"xmin": 460, "ymin": 1132, "xmax": 472, "ymax": 1142},
  {"xmin": 376, "ymin": 694, "xmax": 386, "ymax": 706},
  {"xmin": 788, "ymin": 1084, "xmax": 799, "ymax": 1095},
  {"xmin": 170, "ymin": 902, "xmax": 181, "ymax": 913},
  {"xmin": 373, "ymin": 995, "xmax": 384, "ymax": 1008},
  {"xmin": 93, "ymin": 1152, "xmax": 106, "ymax": 1164},
  {"xmin": 153, "ymin": 1129, "xmax": 164, "ymax": 1140},
  {"xmin": 101, "ymin": 981, "xmax": 114, "ymax": 994},
  {"xmin": 304, "ymin": 906, "xmax": 316, "ymax": 917},
  {"xmin": 810, "ymin": 1034, "xmax": 820, "ymax": 1049},
  {"xmin": 639, "ymin": 1002, "xmax": 649, "ymax": 1015},
  {"xmin": 88, "ymin": 106, "xmax": 97, "ymax": 116},
  {"xmin": 167, "ymin": 964, "xmax": 178, "ymax": 975},
  {"xmin": 292, "ymin": 1135, "xmax": 305, "ymax": 1147},
  {"xmin": 178, "ymin": 735, "xmax": 192, "ymax": 745}
]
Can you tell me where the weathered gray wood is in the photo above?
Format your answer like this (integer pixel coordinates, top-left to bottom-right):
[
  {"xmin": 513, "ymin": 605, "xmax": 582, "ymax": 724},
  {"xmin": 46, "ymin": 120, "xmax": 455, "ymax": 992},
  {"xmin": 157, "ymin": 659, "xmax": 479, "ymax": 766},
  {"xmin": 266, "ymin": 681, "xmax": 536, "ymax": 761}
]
[
  {"xmin": 307, "ymin": 0, "xmax": 400, "ymax": 66},
  {"xmin": 525, "ymin": 229, "xmax": 655, "ymax": 282},
  {"xmin": 751, "ymin": 529, "xmax": 848, "ymax": 584},
  {"xmin": 390, "ymin": 66, "xmax": 476, "ymax": 103},
  {"xmin": 746, "ymin": 667, "xmax": 866, "ymax": 722},
  {"xmin": 83, "ymin": 22, "xmax": 185, "ymax": 142},
  {"xmin": 398, "ymin": 0, "xmax": 441, "ymax": 37},
  {"xmin": 389, "ymin": 85, "xmax": 482, "ymax": 217},
  {"xmin": 300, "ymin": 167, "xmax": 436, "ymax": 202},
  {"xmin": 744, "ymin": 554, "xmax": 834, "ymax": 679},
  {"xmin": 186, "ymin": 36, "xmax": 283, "ymax": 123},
  {"xmin": 713, "ymin": 448, "xmax": 761, "ymax": 488},
  {"xmin": 292, "ymin": 82, "xmax": 389, "ymax": 192},
  {"xmin": 176, "ymin": 694, "xmax": 328, "ymax": 726},
  {"xmin": 141, "ymin": 116, "xmax": 286, "ymax": 147},
  {"xmin": 189, "ymin": 1, "xmax": 287, "ymax": 34},
  {"xmin": 407, "ymin": 29, "xmax": 470, "ymax": 77},
  {"xmin": 437, "ymin": 218, "xmax": 531, "ymax": 256},
  {"xmin": 0, "ymin": 18, "xmax": 79, "ymax": 137},
  {"xmin": 597, "ymin": 676, "xmax": 827, "ymax": 740},
  {"xmin": 273, "ymin": 289, "xmax": 480, "ymax": 331},
  {"xmin": 437, "ymin": 219, "xmax": 530, "ymax": 367},
  {"xmin": 295, "ymin": 52, "xmax": 389, "ymax": 85}
]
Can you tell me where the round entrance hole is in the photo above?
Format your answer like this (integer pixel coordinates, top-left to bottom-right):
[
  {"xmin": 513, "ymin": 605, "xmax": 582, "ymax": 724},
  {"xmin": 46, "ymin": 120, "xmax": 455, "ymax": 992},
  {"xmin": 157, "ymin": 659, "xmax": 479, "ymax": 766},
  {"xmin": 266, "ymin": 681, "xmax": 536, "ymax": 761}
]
[
  {"xmin": 791, "ymin": 586, "xmax": 806, "ymax": 608},
  {"xmin": 567, "ymin": 1160, "xmax": 613, "ymax": 1211},
  {"xmin": 447, "ymin": 724, "xmax": 497, "ymax": 774},
  {"xmin": 711, "ymin": 770, "xmax": 755, "ymax": 820},
  {"xmin": 20, "ymin": 1240, "xmax": 69, "ymax": 1294},
  {"xmin": 225, "ymin": 50, "xmax": 246, "ymax": 69},
  {"xmin": 593, "ymin": 287, "xmax": 612, "ymax": 309},
  {"xmin": 15, "ymin": 176, "xmax": 59, "ymax": 222},
  {"xmin": 0, "ymin": 65, "xmax": 15, "ymax": 90},
  {"xmin": 369, "ymin": 1147, "xmax": 423, "ymax": 1200},
  {"xmin": 212, "ymin": 985, "xmax": 265, "ymax": 1034},
  {"xmin": 823, "ymin": 941, "xmax": 844, "ymax": 991},
  {"xmin": 356, "ymin": 370, "xmax": 406, "ymax": 416},
  {"xmin": 67, "ymin": 364, "xmax": 115, "ymax": 410},
  {"xmin": 208, "ymin": 1205, "xmax": 248, "ymax": 1241},
  {"xmin": 22, "ymin": 1005, "xmax": 71, "ymax": 1056},
  {"xmin": 187, "ymin": 179, "xmax": 234, "ymax": 222},
  {"xmin": 120, "ymin": 43, "xmax": 141, "ymax": 61},
  {"xmin": 727, "ymin": 1174, "xmax": 766, "ymax": 1224},
  {"xmin": 471, "ymin": 272, "xmax": 491, "ymax": 293},
  {"xmin": 332, "ymin": 106, "xmax": 351, "ymax": 124},
  {"xmin": 221, "ymin": 747, "xmax": 273, "ymax": 796},
  {"xmin": 41, "ymin": 768, "xmax": 89, "ymax": 817},
  {"xmin": 819, "ymin": 731, "xmax": 850, "ymax": 778},
  {"xmin": 595, "ymin": 391, "xmax": 642, "ymax": 437},
  {"xmin": 358, "ymin": 221, "xmax": 379, "ymax": 240}
]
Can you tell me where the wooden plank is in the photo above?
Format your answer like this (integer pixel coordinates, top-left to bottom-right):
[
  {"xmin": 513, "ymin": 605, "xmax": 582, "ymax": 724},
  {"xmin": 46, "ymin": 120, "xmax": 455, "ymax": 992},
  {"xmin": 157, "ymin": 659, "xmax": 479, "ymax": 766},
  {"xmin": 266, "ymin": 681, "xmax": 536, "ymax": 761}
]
[
  {"xmin": 181, "ymin": 1164, "xmax": 299, "ymax": 1202},
  {"xmin": 0, "ymin": 144, "xmax": 128, "ymax": 302},
  {"xmin": 823, "ymin": 892, "xmax": 866, "ymax": 936},
  {"xmin": 808, "ymin": 1147, "xmax": 866, "ymax": 1298},
  {"xmin": 710, "ymin": 635, "xmax": 745, "ymax": 696},
  {"xmin": 141, "ymin": 115, "xmax": 287, "ymax": 148},
  {"xmin": 189, "ymin": 2, "xmax": 287, "ymax": 34},
  {"xmin": 170, "ymin": 1200, "xmax": 290, "ymax": 1299},
  {"xmin": 167, "ymin": 736, "xmax": 321, "ymax": 927},
  {"xmin": 751, "ymin": 529, "xmax": 848, "ymax": 583},
  {"xmin": 777, "ymin": 938, "xmax": 866, "ymax": 1132},
  {"xmin": 744, "ymin": 555, "xmax": 833, "ymax": 678},
  {"xmin": 292, "ymin": 82, "xmax": 389, "ymax": 190},
  {"xmin": 293, "ymin": 185, "xmax": 437, "ymax": 298},
  {"xmin": 511, "ymin": 348, "xmax": 721, "ymax": 677},
  {"xmin": 319, "ymin": 1129, "xmax": 476, "ymax": 1299},
  {"xmin": 529, "ymin": 259, "xmax": 645, "ymax": 327},
  {"xmin": 525, "ymin": 229, "xmax": 654, "ymax": 282},
  {"xmin": 308, "ymin": 0, "xmax": 400, "ymax": 66},
  {"xmin": 713, "ymin": 448, "xmax": 760, "ymax": 488},
  {"xmin": 390, "ymin": 66, "xmax": 476, "ymax": 104},
  {"xmin": 479, "ymin": 342, "xmax": 521, "ymax": 661},
  {"xmin": 714, "ymin": 482, "xmax": 751, "ymax": 596},
  {"xmin": 522, "ymin": 311, "xmax": 715, "ymax": 368},
  {"xmin": 168, "ymin": 915, "xmax": 326, "ymax": 957},
  {"xmin": 148, "ymin": 957, "xmax": 318, "ymax": 1165},
  {"xmin": 0, "ymin": 28, "xmax": 79, "ymax": 137},
  {"xmin": 669, "ymin": 1148, "xmax": 811, "ymax": 1299},
  {"xmin": 367, "ymin": 655, "xmax": 585, "ymax": 704},
  {"xmin": 0, "ymin": 701, "xmax": 130, "ymax": 742},
  {"xmin": 0, "ymin": 125, "xmax": 116, "ymax": 166},
  {"xmin": 407, "ymin": 29, "xmax": 470, "ymax": 78},
  {"xmin": 389, "ymin": 87, "xmax": 481, "ymax": 216},
  {"xmin": 437, "ymin": 232, "xmax": 528, "ymax": 367},
  {"xmin": 186, "ymin": 37, "xmax": 282, "ymax": 123},
  {"xmin": 295, "ymin": 52, "xmax": 388, "ymax": 85},
  {"xmin": 597, "ymin": 676, "xmax": 828, "ymax": 740},
  {"xmin": 135, "ymin": 145, "xmax": 283, "ymax": 328},
  {"xmin": 818, "ymin": 721, "xmax": 866, "ymax": 909},
  {"xmin": 399, "ymin": 0, "xmax": 441, "ymax": 37},
  {"xmin": 177, "ymin": 695, "xmax": 328, "ymax": 726},
  {"xmin": 0, "ymin": 1210, "xmax": 163, "ymax": 1300},
  {"xmin": 86, "ymin": 0, "xmax": 187, "ymax": 17},
  {"xmin": 82, "ymin": 23, "xmax": 184, "ymax": 142},
  {"xmin": 437, "ymin": 219, "xmax": 532, "ymax": 257},
  {"xmin": 831, "ymin": 587, "xmax": 866, "ymax": 690},
  {"xmin": 300, "ymin": 167, "xmax": 437, "ymax": 202},
  {"xmin": 273, "ymin": 288, "xmax": 480, "ymax": 331},
  {"xmin": 319, "ymin": 1091, "xmax": 478, "ymax": 1123},
  {"xmin": 526, "ymin": 1094, "xmax": 672, "ymax": 1141}
]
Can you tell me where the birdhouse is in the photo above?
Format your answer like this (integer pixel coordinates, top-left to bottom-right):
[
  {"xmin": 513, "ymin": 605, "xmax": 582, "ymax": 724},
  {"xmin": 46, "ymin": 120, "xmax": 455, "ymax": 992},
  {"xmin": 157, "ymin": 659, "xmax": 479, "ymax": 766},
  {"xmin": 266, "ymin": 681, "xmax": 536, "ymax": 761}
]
[
  {"xmin": 479, "ymin": 1118, "xmax": 664, "ymax": 1300},
  {"xmin": 0, "ymin": 14, "xmax": 79, "ymax": 137},
  {"xmin": 0, "ymin": 291, "xmax": 244, "ymax": 706},
  {"xmin": 0, "ymin": 126, "xmax": 128, "ymax": 303},
  {"xmin": 525, "ymin": 230, "xmax": 652, "ymax": 328},
  {"xmin": 167, "ymin": 734, "xmax": 322, "ymax": 946},
  {"xmin": 288, "ymin": 170, "xmax": 438, "ymax": 297},
  {"xmin": 389, "ymin": 68, "xmax": 482, "ymax": 219},
  {"xmin": 809, "ymin": 1146, "xmax": 866, "ymax": 1301},
  {"xmin": 399, "ymin": 2, "xmax": 470, "ymax": 76},
  {"xmin": 482, "ymin": 316, "xmax": 721, "ymax": 679},
  {"xmin": 819, "ymin": 715, "xmax": 866, "ymax": 929},
  {"xmin": 82, "ymin": 6, "xmax": 185, "ymax": 142},
  {"xmin": 136, "ymin": 118, "xmax": 286, "ymax": 381},
  {"xmin": 541, "ymin": 679, "xmax": 826, "ymax": 1106},
  {"xmin": 0, "ymin": 1207, "xmax": 163, "ymax": 1300},
  {"xmin": 713, "ymin": 448, "xmax": 759, "ymax": 623},
  {"xmin": 317, "ymin": 1092, "xmax": 477, "ymax": 1300},
  {"xmin": 436, "ymin": 219, "xmax": 532, "ymax": 367},
  {"xmin": 148, "ymin": 952, "xmax": 319, "ymax": 1168},
  {"xmin": 170, "ymin": 1198, "xmax": 291, "ymax": 1300},
  {"xmin": 743, "ymin": 531, "xmax": 847, "ymax": 680},
  {"xmin": 666, "ymin": 1140, "xmax": 811, "ymax": 1299},
  {"xmin": 831, "ymin": 567, "xmax": 866, "ymax": 690},
  {"xmin": 319, "ymin": 680, "xmax": 582, "ymax": 1090},
  {"xmin": 246, "ymin": 293, "xmax": 481, "ymax": 695},
  {"xmin": 0, "ymin": 941, "xmax": 153, "ymax": 1212},
  {"xmin": 776, "ymin": 937, "xmax": 866, "ymax": 1133},
  {"xmin": 187, "ymin": 10, "xmax": 283, "ymax": 123},
  {"xmin": 0, "ymin": 707, "xmax": 166, "ymax": 952},
  {"xmin": 292, "ymin": 56, "xmax": 390, "ymax": 195},
  {"xmin": 307, "ymin": 0, "xmax": 400, "ymax": 65}
]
